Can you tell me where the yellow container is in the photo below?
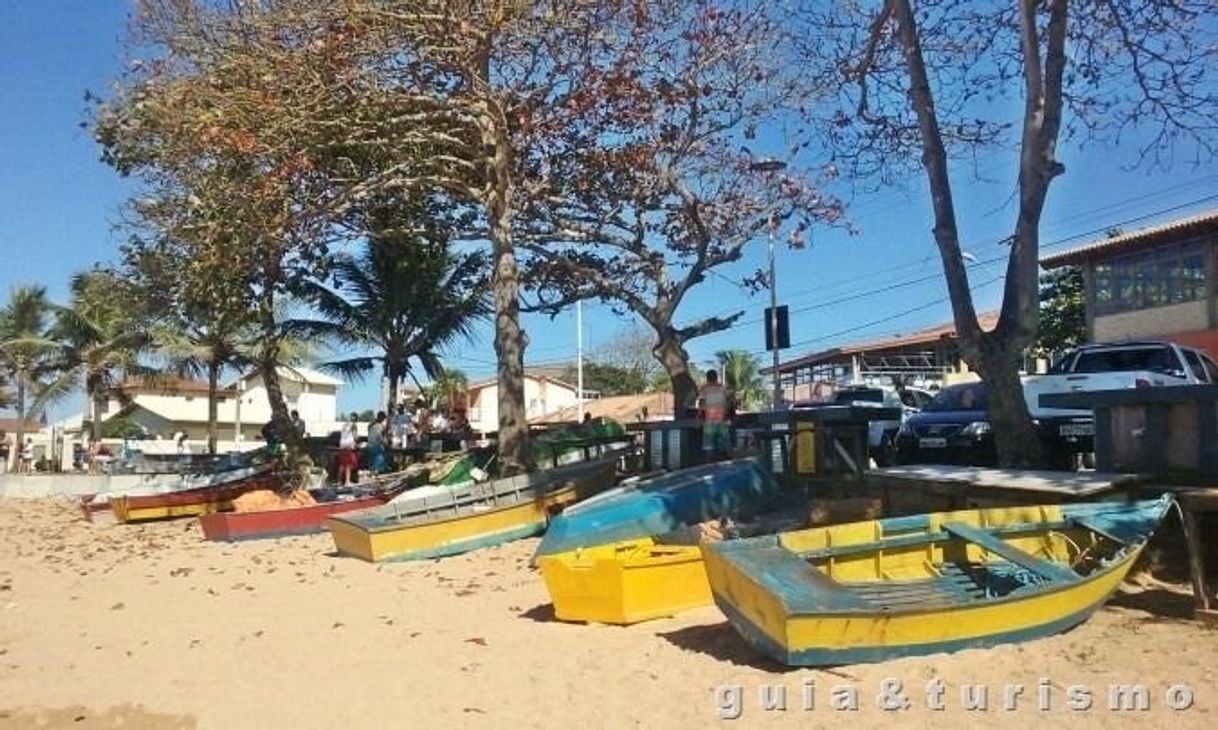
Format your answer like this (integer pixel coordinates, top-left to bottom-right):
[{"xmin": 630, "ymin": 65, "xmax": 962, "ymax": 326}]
[{"xmin": 538, "ymin": 538, "xmax": 711, "ymax": 624}]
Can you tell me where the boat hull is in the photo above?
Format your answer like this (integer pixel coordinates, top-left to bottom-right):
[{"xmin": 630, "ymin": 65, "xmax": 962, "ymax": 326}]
[
  {"xmin": 109, "ymin": 472, "xmax": 279, "ymax": 523},
  {"xmin": 538, "ymin": 539, "xmax": 709, "ymax": 624},
  {"xmin": 702, "ymin": 499, "xmax": 1171, "ymax": 666},
  {"xmin": 198, "ymin": 494, "xmax": 388, "ymax": 541},
  {"xmin": 325, "ymin": 458, "xmax": 619, "ymax": 562},
  {"xmin": 534, "ymin": 458, "xmax": 779, "ymax": 560}
]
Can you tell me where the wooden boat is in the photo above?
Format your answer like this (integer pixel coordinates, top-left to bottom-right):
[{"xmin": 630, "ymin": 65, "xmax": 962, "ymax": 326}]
[
  {"xmin": 197, "ymin": 476, "xmax": 406, "ymax": 542},
  {"xmin": 701, "ymin": 497, "xmax": 1173, "ymax": 666},
  {"xmin": 538, "ymin": 507, "xmax": 807, "ymax": 625},
  {"xmin": 533, "ymin": 458, "xmax": 780, "ymax": 560},
  {"xmin": 79, "ymin": 465, "xmax": 269, "ymax": 522},
  {"xmin": 108, "ymin": 469, "xmax": 282, "ymax": 523},
  {"xmin": 325, "ymin": 455, "xmax": 622, "ymax": 562}
]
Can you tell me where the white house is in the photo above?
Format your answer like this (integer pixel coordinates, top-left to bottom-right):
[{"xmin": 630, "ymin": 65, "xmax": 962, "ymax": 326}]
[
  {"xmin": 99, "ymin": 367, "xmax": 343, "ymax": 443},
  {"xmin": 466, "ymin": 372, "xmax": 580, "ymax": 435}
]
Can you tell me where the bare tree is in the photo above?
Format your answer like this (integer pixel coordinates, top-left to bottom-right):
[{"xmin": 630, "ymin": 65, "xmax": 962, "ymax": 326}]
[
  {"xmin": 799, "ymin": 0, "xmax": 1216, "ymax": 466},
  {"xmin": 518, "ymin": 1, "xmax": 842, "ymax": 412}
]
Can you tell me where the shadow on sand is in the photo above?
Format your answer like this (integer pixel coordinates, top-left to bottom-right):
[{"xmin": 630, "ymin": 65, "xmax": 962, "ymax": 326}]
[
  {"xmin": 519, "ymin": 603, "xmax": 558, "ymax": 623},
  {"xmin": 656, "ymin": 622, "xmax": 792, "ymax": 672},
  {"xmin": 1108, "ymin": 587, "xmax": 1198, "ymax": 622}
]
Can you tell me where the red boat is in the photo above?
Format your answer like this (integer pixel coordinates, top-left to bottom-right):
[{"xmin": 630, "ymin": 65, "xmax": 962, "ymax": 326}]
[
  {"xmin": 109, "ymin": 470, "xmax": 282, "ymax": 523},
  {"xmin": 198, "ymin": 490, "xmax": 394, "ymax": 541}
]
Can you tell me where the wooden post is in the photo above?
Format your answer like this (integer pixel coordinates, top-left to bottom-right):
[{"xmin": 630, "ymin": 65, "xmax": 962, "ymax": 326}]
[{"xmin": 1179, "ymin": 492, "xmax": 1218, "ymax": 624}]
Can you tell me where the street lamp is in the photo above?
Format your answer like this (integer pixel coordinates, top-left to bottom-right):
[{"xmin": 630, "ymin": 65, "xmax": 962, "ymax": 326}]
[{"xmin": 749, "ymin": 158, "xmax": 788, "ymax": 411}]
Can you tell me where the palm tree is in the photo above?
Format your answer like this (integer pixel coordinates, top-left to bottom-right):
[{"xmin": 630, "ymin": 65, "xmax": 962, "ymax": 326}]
[
  {"xmin": 715, "ymin": 349, "xmax": 765, "ymax": 412},
  {"xmin": 291, "ymin": 234, "xmax": 489, "ymax": 413},
  {"xmin": 0, "ymin": 286, "xmax": 58, "ymax": 449},
  {"xmin": 150, "ymin": 313, "xmax": 250, "ymax": 454},
  {"xmin": 40, "ymin": 272, "xmax": 153, "ymax": 443},
  {"xmin": 426, "ymin": 367, "xmax": 470, "ymax": 412}
]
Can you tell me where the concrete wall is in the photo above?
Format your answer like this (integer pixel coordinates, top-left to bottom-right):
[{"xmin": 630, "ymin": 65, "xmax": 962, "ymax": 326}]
[{"xmin": 1093, "ymin": 300, "xmax": 1210, "ymax": 342}]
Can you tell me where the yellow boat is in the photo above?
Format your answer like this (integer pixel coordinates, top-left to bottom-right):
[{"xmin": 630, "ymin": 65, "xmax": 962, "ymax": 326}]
[
  {"xmin": 539, "ymin": 538, "xmax": 709, "ymax": 624},
  {"xmin": 701, "ymin": 497, "xmax": 1172, "ymax": 666},
  {"xmin": 325, "ymin": 457, "xmax": 619, "ymax": 562}
]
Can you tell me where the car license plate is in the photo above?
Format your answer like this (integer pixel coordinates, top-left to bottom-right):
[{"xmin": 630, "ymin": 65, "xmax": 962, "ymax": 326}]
[
  {"xmin": 919, "ymin": 437, "xmax": 947, "ymax": 448},
  {"xmin": 1059, "ymin": 423, "xmax": 1094, "ymax": 437}
]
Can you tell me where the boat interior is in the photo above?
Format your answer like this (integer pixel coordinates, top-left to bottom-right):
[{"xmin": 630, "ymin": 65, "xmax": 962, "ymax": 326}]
[{"xmin": 722, "ymin": 502, "xmax": 1163, "ymax": 613}]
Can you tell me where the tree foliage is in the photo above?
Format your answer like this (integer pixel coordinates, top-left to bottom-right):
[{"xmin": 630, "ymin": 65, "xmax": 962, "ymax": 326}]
[
  {"xmin": 1037, "ymin": 265, "xmax": 1085, "ymax": 355},
  {"xmin": 290, "ymin": 206, "xmax": 490, "ymax": 412},
  {"xmin": 41, "ymin": 271, "xmax": 153, "ymax": 443},
  {"xmin": 518, "ymin": 1, "xmax": 842, "ymax": 413},
  {"xmin": 714, "ymin": 350, "xmax": 765, "ymax": 412},
  {"xmin": 0, "ymin": 287, "xmax": 59, "ymax": 448}
]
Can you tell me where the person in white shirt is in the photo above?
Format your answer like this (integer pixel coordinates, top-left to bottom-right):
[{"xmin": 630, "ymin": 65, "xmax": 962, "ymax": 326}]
[
  {"xmin": 391, "ymin": 404, "xmax": 412, "ymax": 448},
  {"xmin": 337, "ymin": 414, "xmax": 359, "ymax": 485}
]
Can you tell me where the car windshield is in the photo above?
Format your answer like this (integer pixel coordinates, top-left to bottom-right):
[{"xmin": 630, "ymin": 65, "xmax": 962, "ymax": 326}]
[
  {"xmin": 923, "ymin": 383, "xmax": 988, "ymax": 412},
  {"xmin": 1072, "ymin": 346, "xmax": 1179, "ymax": 374},
  {"xmin": 833, "ymin": 388, "xmax": 884, "ymax": 404}
]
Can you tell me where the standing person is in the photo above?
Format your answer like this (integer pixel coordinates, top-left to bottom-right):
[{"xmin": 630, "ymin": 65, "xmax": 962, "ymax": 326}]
[
  {"xmin": 412, "ymin": 398, "xmax": 431, "ymax": 443},
  {"xmin": 698, "ymin": 369, "xmax": 732, "ymax": 462},
  {"xmin": 391, "ymin": 403, "xmax": 411, "ymax": 449},
  {"xmin": 175, "ymin": 432, "xmax": 191, "ymax": 456},
  {"xmin": 337, "ymin": 412, "xmax": 359, "ymax": 485},
  {"xmin": 290, "ymin": 410, "xmax": 307, "ymax": 439},
  {"xmin": 0, "ymin": 431, "xmax": 10, "ymax": 475},
  {"xmin": 366, "ymin": 411, "xmax": 388, "ymax": 473},
  {"xmin": 19, "ymin": 438, "xmax": 34, "ymax": 475}
]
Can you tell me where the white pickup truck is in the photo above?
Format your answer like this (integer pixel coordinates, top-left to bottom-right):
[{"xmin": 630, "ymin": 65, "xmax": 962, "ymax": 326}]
[{"xmin": 1023, "ymin": 341, "xmax": 1218, "ymax": 454}]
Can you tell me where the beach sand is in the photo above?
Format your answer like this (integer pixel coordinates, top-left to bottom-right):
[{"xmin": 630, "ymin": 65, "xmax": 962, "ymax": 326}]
[{"xmin": 0, "ymin": 498, "xmax": 1214, "ymax": 729}]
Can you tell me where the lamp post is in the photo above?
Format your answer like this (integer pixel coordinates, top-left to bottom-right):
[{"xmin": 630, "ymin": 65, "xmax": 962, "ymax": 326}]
[{"xmin": 750, "ymin": 158, "xmax": 788, "ymax": 411}]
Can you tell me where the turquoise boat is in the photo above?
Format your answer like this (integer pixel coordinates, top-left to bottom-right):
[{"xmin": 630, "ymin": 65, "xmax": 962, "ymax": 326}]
[
  {"xmin": 533, "ymin": 458, "xmax": 782, "ymax": 560},
  {"xmin": 702, "ymin": 497, "xmax": 1173, "ymax": 666}
]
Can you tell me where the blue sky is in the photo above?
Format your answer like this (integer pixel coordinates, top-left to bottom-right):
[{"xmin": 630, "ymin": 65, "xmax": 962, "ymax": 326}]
[{"xmin": 2, "ymin": 2, "xmax": 1215, "ymax": 418}]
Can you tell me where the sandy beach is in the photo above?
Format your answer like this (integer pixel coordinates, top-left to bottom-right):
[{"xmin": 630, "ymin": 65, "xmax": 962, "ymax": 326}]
[{"xmin": 0, "ymin": 498, "xmax": 1214, "ymax": 729}]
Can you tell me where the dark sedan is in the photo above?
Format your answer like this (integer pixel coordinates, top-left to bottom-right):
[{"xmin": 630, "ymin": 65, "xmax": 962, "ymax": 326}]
[{"xmin": 894, "ymin": 382, "xmax": 996, "ymax": 466}]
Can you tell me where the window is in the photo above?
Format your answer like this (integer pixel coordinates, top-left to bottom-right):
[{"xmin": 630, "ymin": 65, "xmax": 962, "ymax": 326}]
[
  {"xmin": 833, "ymin": 388, "xmax": 884, "ymax": 404},
  {"xmin": 924, "ymin": 383, "xmax": 988, "ymax": 412},
  {"xmin": 1093, "ymin": 240, "xmax": 1210, "ymax": 315},
  {"xmin": 1202, "ymin": 355, "xmax": 1218, "ymax": 384},
  {"xmin": 1183, "ymin": 350, "xmax": 1210, "ymax": 383},
  {"xmin": 1072, "ymin": 346, "xmax": 1182, "ymax": 375}
]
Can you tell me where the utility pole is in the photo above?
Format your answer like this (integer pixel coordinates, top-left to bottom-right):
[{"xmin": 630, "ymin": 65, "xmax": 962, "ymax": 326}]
[
  {"xmin": 749, "ymin": 157, "xmax": 788, "ymax": 411},
  {"xmin": 576, "ymin": 300, "xmax": 585, "ymax": 422}
]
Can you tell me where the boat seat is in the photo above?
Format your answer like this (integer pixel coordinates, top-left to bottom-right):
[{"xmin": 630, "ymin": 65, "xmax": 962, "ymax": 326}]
[
  {"xmin": 941, "ymin": 521, "xmax": 1079, "ymax": 584},
  {"xmin": 1066, "ymin": 515, "xmax": 1143, "ymax": 546}
]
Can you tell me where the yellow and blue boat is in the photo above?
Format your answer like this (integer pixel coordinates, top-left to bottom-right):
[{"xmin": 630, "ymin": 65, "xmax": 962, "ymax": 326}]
[
  {"xmin": 325, "ymin": 456, "xmax": 620, "ymax": 562},
  {"xmin": 702, "ymin": 497, "xmax": 1173, "ymax": 666},
  {"xmin": 536, "ymin": 460, "xmax": 795, "ymax": 624}
]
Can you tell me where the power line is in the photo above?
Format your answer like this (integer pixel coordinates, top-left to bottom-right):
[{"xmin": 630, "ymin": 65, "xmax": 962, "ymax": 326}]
[
  {"xmin": 688, "ymin": 192, "xmax": 1218, "ymax": 341},
  {"xmin": 678, "ymin": 184, "xmax": 1218, "ymax": 329}
]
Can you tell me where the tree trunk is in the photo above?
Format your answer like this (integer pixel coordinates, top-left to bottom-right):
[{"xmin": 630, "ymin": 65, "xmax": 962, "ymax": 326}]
[
  {"xmin": 206, "ymin": 360, "xmax": 220, "ymax": 455},
  {"xmin": 386, "ymin": 365, "xmax": 400, "ymax": 414},
  {"xmin": 86, "ymin": 373, "xmax": 102, "ymax": 444},
  {"xmin": 891, "ymin": 0, "xmax": 1048, "ymax": 467},
  {"xmin": 975, "ymin": 342, "xmax": 1042, "ymax": 467},
  {"xmin": 484, "ymin": 119, "xmax": 530, "ymax": 474},
  {"xmin": 258, "ymin": 292, "xmax": 296, "ymax": 451},
  {"xmin": 653, "ymin": 330, "xmax": 697, "ymax": 417},
  {"xmin": 14, "ymin": 376, "xmax": 26, "ymax": 465}
]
